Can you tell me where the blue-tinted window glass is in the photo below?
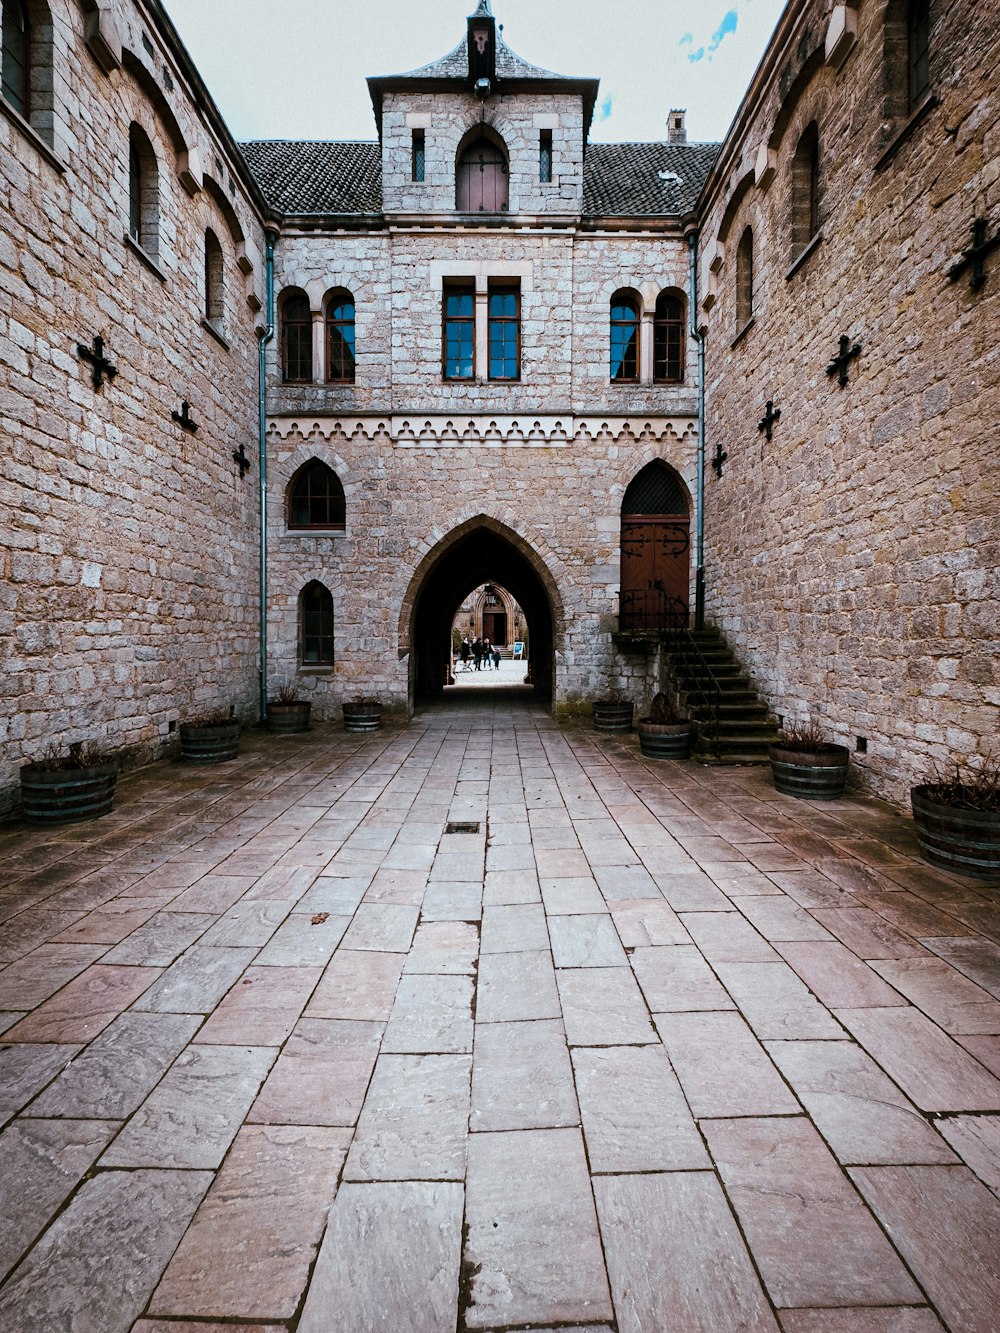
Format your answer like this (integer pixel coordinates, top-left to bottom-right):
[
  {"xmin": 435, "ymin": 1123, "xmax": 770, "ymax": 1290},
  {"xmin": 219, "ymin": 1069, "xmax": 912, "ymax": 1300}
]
[
  {"xmin": 610, "ymin": 298, "xmax": 639, "ymax": 381},
  {"xmin": 444, "ymin": 286, "xmax": 475, "ymax": 379},
  {"xmin": 488, "ymin": 287, "xmax": 519, "ymax": 381}
]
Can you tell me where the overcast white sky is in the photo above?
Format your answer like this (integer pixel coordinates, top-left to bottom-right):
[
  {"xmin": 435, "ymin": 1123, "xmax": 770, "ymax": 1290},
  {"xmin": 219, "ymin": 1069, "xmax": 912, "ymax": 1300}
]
[{"xmin": 161, "ymin": 0, "xmax": 787, "ymax": 145}]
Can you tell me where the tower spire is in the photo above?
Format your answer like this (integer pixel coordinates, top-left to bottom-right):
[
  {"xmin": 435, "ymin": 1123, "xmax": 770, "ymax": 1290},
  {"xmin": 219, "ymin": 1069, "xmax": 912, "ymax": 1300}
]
[{"xmin": 471, "ymin": 1, "xmax": 493, "ymax": 16}]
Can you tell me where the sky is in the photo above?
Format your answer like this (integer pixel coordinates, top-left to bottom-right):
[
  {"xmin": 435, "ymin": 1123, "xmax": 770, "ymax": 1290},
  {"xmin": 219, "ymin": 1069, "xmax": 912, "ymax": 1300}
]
[{"xmin": 160, "ymin": 0, "xmax": 788, "ymax": 145}]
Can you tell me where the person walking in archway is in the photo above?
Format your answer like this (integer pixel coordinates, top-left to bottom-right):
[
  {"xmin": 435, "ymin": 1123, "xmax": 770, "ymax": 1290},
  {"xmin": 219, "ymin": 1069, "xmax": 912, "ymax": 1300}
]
[
  {"xmin": 473, "ymin": 638, "xmax": 483, "ymax": 670},
  {"xmin": 460, "ymin": 637, "xmax": 471, "ymax": 671},
  {"xmin": 482, "ymin": 638, "xmax": 492, "ymax": 669}
]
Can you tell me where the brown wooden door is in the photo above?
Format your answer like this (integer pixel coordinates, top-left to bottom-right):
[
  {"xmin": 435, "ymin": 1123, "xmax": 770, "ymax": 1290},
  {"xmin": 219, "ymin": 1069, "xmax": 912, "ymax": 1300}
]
[
  {"xmin": 620, "ymin": 516, "xmax": 690, "ymax": 628},
  {"xmin": 482, "ymin": 611, "xmax": 507, "ymax": 646}
]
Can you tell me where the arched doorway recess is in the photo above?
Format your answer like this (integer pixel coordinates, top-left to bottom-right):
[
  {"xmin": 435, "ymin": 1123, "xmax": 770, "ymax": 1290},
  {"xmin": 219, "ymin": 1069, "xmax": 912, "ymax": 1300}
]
[
  {"xmin": 402, "ymin": 519, "xmax": 560, "ymax": 705},
  {"xmin": 620, "ymin": 461, "xmax": 691, "ymax": 629}
]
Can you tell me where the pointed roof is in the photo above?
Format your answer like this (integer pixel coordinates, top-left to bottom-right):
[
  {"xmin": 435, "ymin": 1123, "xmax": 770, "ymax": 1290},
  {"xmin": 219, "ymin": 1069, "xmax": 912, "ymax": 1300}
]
[{"xmin": 367, "ymin": 8, "xmax": 599, "ymax": 130}]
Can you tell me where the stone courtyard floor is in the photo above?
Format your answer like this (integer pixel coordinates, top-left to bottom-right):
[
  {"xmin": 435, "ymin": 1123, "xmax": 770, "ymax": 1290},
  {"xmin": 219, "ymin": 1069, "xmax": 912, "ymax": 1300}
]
[{"xmin": 1, "ymin": 697, "xmax": 999, "ymax": 1332}]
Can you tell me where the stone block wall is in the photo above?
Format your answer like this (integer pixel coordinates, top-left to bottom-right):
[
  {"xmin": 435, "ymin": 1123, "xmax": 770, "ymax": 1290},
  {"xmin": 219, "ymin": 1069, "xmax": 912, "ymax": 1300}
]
[
  {"xmin": 264, "ymin": 416, "xmax": 697, "ymax": 720},
  {"xmin": 698, "ymin": 0, "xmax": 1000, "ymax": 802},
  {"xmin": 0, "ymin": 0, "xmax": 265, "ymax": 814},
  {"xmin": 380, "ymin": 91, "xmax": 586, "ymax": 217}
]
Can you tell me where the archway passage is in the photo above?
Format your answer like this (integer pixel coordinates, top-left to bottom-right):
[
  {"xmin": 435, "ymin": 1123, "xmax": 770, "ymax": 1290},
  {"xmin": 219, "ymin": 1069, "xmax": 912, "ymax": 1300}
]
[{"xmin": 410, "ymin": 523, "xmax": 556, "ymax": 704}]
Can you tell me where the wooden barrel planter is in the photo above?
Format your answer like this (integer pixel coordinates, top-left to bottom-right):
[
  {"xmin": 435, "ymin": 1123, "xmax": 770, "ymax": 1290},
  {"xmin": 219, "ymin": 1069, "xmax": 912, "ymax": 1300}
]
[
  {"xmin": 592, "ymin": 700, "xmax": 634, "ymax": 733},
  {"xmin": 769, "ymin": 743, "xmax": 849, "ymax": 800},
  {"xmin": 20, "ymin": 762, "xmax": 117, "ymax": 824},
  {"xmin": 179, "ymin": 720, "xmax": 240, "ymax": 764},
  {"xmin": 343, "ymin": 701, "xmax": 382, "ymax": 733},
  {"xmin": 638, "ymin": 719, "xmax": 693, "ymax": 760},
  {"xmin": 267, "ymin": 701, "xmax": 311, "ymax": 735},
  {"xmin": 911, "ymin": 786, "xmax": 1000, "ymax": 881}
]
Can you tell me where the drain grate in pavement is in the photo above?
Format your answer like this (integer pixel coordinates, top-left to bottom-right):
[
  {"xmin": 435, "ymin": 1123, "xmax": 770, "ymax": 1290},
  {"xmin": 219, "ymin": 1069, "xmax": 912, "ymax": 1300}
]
[{"xmin": 445, "ymin": 821, "xmax": 481, "ymax": 834}]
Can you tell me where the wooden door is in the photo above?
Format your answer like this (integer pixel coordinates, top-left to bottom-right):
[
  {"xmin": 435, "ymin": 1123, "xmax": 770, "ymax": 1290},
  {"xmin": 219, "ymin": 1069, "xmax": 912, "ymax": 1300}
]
[
  {"xmin": 620, "ymin": 516, "xmax": 690, "ymax": 629},
  {"xmin": 482, "ymin": 611, "xmax": 507, "ymax": 646}
]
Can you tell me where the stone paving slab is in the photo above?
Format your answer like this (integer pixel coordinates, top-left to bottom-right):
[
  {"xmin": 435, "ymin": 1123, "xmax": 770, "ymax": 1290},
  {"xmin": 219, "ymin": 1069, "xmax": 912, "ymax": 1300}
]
[
  {"xmin": 704, "ymin": 1116, "xmax": 922, "ymax": 1309},
  {"xmin": 2, "ymin": 711, "xmax": 1000, "ymax": 1330},
  {"xmin": 298, "ymin": 1181, "xmax": 463, "ymax": 1333},
  {"xmin": 28, "ymin": 1011, "xmax": 200, "ymax": 1120},
  {"xmin": 464, "ymin": 1127, "xmax": 613, "ymax": 1329},
  {"xmin": 150, "ymin": 1124, "xmax": 350, "ymax": 1320},
  {"xmin": 0, "ymin": 1117, "xmax": 119, "ymax": 1282},
  {"xmin": 850, "ymin": 1165, "xmax": 1000, "ymax": 1333},
  {"xmin": 0, "ymin": 1168, "xmax": 211, "ymax": 1333},
  {"xmin": 102, "ymin": 1044, "xmax": 276, "ymax": 1168},
  {"xmin": 594, "ymin": 1171, "xmax": 779, "ymax": 1332}
]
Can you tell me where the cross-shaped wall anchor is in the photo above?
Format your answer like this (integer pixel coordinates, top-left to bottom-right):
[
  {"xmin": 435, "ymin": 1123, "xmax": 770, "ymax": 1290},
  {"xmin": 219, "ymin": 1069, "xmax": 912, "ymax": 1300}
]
[
  {"xmin": 711, "ymin": 443, "xmax": 729, "ymax": 478},
  {"xmin": 76, "ymin": 335, "xmax": 118, "ymax": 390},
  {"xmin": 826, "ymin": 334, "xmax": 862, "ymax": 387},
  {"xmin": 758, "ymin": 400, "xmax": 781, "ymax": 442},
  {"xmin": 171, "ymin": 401, "xmax": 199, "ymax": 434},
  {"xmin": 232, "ymin": 442, "xmax": 252, "ymax": 478},
  {"xmin": 947, "ymin": 218, "xmax": 1000, "ymax": 292}
]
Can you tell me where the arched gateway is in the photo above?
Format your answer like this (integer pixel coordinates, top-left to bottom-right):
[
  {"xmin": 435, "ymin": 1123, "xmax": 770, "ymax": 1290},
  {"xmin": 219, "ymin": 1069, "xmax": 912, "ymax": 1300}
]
[{"xmin": 400, "ymin": 518, "xmax": 561, "ymax": 706}]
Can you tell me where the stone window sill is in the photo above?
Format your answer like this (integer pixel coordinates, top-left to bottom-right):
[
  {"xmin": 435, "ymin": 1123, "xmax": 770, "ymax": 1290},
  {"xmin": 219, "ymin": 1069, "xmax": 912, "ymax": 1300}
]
[
  {"xmin": 201, "ymin": 318, "xmax": 230, "ymax": 350},
  {"xmin": 124, "ymin": 233, "xmax": 167, "ymax": 283},
  {"xmin": 298, "ymin": 665, "xmax": 334, "ymax": 676},
  {"xmin": 0, "ymin": 96, "xmax": 66, "ymax": 173},
  {"xmin": 875, "ymin": 94, "xmax": 939, "ymax": 173},
  {"xmin": 786, "ymin": 232, "xmax": 823, "ymax": 281},
  {"xmin": 731, "ymin": 316, "xmax": 756, "ymax": 349},
  {"xmin": 285, "ymin": 528, "xmax": 346, "ymax": 537}
]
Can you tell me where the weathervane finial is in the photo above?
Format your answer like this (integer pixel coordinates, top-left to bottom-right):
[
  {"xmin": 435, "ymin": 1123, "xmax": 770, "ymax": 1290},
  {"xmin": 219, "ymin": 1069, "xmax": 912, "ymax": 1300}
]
[{"xmin": 471, "ymin": 0, "xmax": 493, "ymax": 16}]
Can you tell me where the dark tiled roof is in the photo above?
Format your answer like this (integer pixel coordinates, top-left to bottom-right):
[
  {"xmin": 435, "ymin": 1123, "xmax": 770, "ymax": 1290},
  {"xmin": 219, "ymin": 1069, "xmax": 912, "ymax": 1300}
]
[
  {"xmin": 383, "ymin": 31, "xmax": 578, "ymax": 85},
  {"xmin": 583, "ymin": 142, "xmax": 720, "ymax": 217},
  {"xmin": 240, "ymin": 138, "xmax": 721, "ymax": 219},
  {"xmin": 240, "ymin": 140, "xmax": 382, "ymax": 215}
]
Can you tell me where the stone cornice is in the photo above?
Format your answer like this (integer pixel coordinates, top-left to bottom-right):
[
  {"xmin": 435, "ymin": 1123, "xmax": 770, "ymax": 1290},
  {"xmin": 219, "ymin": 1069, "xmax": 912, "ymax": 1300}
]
[{"xmin": 267, "ymin": 414, "xmax": 696, "ymax": 448}]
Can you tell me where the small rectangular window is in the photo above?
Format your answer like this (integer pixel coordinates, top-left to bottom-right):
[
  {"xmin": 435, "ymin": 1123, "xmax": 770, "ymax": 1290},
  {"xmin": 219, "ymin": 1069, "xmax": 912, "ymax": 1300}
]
[
  {"xmin": 412, "ymin": 129, "xmax": 426, "ymax": 183},
  {"xmin": 539, "ymin": 129, "xmax": 553, "ymax": 184},
  {"xmin": 443, "ymin": 282, "xmax": 475, "ymax": 381},
  {"xmin": 488, "ymin": 283, "xmax": 520, "ymax": 381}
]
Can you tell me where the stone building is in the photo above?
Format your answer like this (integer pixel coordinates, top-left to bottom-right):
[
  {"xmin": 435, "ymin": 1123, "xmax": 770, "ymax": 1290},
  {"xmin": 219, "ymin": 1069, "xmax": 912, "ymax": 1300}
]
[
  {"xmin": 696, "ymin": 0, "xmax": 999, "ymax": 801},
  {"xmin": 0, "ymin": 0, "xmax": 997, "ymax": 812}
]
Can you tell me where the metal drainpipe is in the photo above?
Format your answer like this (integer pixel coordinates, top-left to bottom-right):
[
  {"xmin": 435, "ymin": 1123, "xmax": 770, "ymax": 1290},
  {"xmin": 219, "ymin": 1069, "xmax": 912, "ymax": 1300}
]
[
  {"xmin": 687, "ymin": 229, "xmax": 706, "ymax": 631},
  {"xmin": 257, "ymin": 230, "xmax": 277, "ymax": 722}
]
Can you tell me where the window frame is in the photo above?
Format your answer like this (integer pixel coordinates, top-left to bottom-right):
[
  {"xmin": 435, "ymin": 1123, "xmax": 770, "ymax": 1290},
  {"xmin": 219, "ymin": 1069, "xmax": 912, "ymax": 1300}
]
[
  {"xmin": 539, "ymin": 128, "xmax": 553, "ymax": 184},
  {"xmin": 736, "ymin": 226, "xmax": 754, "ymax": 330},
  {"xmin": 487, "ymin": 282, "xmax": 520, "ymax": 382},
  {"xmin": 325, "ymin": 291, "xmax": 356, "ymax": 384},
  {"xmin": 653, "ymin": 291, "xmax": 685, "ymax": 384},
  {"xmin": 299, "ymin": 581, "xmax": 334, "ymax": 669},
  {"xmin": 790, "ymin": 122, "xmax": 821, "ymax": 260},
  {"xmin": 280, "ymin": 292, "xmax": 314, "ymax": 385},
  {"xmin": 411, "ymin": 128, "xmax": 426, "ymax": 183},
  {"xmin": 442, "ymin": 281, "xmax": 476, "ymax": 382},
  {"xmin": 127, "ymin": 123, "xmax": 160, "ymax": 262},
  {"xmin": 907, "ymin": 0, "xmax": 931, "ymax": 113},
  {"xmin": 610, "ymin": 292, "xmax": 641, "ymax": 384},
  {"xmin": 1, "ymin": 0, "xmax": 29, "ymax": 118},
  {"xmin": 287, "ymin": 460, "xmax": 346, "ymax": 533},
  {"xmin": 204, "ymin": 227, "xmax": 224, "ymax": 329}
]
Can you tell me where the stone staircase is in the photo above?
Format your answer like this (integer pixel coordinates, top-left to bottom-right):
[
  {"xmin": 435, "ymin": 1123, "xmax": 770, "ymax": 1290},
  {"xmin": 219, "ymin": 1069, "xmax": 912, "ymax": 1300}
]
[{"xmin": 666, "ymin": 626, "xmax": 780, "ymax": 764}]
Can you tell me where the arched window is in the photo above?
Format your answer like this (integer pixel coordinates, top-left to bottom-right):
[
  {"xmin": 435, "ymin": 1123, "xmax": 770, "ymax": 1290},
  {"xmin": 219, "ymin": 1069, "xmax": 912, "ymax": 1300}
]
[
  {"xmin": 325, "ymin": 291, "xmax": 356, "ymax": 383},
  {"xmin": 456, "ymin": 132, "xmax": 509, "ymax": 212},
  {"xmin": 791, "ymin": 122, "xmax": 820, "ymax": 258},
  {"xmin": 653, "ymin": 291, "xmax": 685, "ymax": 383},
  {"xmin": 610, "ymin": 292, "xmax": 640, "ymax": 382},
  {"xmin": 620, "ymin": 461, "xmax": 691, "ymax": 630},
  {"xmin": 1, "ymin": 0, "xmax": 29, "ymax": 116},
  {"xmin": 907, "ymin": 0, "xmax": 930, "ymax": 112},
  {"xmin": 204, "ymin": 229, "xmax": 224, "ymax": 329},
  {"xmin": 287, "ymin": 459, "xmax": 346, "ymax": 531},
  {"xmin": 300, "ymin": 581, "xmax": 334, "ymax": 667},
  {"xmin": 128, "ymin": 124, "xmax": 159, "ymax": 261},
  {"xmin": 281, "ymin": 291, "xmax": 313, "ymax": 384},
  {"xmin": 736, "ymin": 226, "xmax": 754, "ymax": 328}
]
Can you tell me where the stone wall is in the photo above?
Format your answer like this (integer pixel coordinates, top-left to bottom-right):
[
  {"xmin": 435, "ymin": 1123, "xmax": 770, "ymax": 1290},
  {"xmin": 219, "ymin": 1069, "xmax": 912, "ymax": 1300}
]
[
  {"xmin": 698, "ymin": 0, "xmax": 1000, "ymax": 802},
  {"xmin": 0, "ymin": 0, "xmax": 265, "ymax": 813}
]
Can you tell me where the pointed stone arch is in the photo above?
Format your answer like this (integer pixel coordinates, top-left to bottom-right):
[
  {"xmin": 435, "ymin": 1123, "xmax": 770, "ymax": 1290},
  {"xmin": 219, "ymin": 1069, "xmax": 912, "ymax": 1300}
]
[{"xmin": 399, "ymin": 515, "xmax": 564, "ymax": 706}]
